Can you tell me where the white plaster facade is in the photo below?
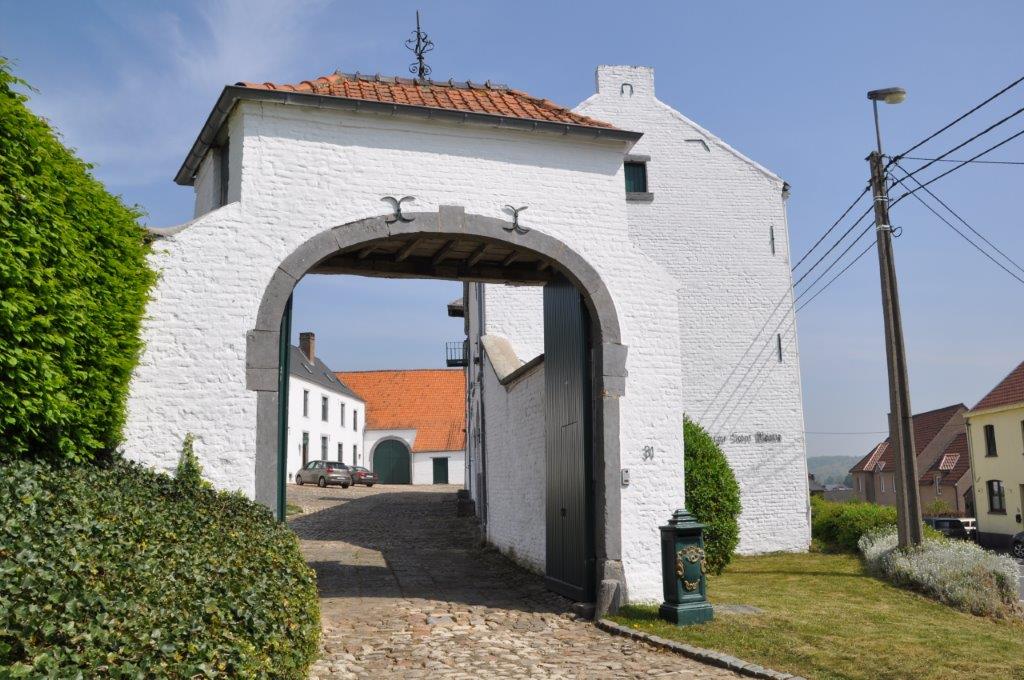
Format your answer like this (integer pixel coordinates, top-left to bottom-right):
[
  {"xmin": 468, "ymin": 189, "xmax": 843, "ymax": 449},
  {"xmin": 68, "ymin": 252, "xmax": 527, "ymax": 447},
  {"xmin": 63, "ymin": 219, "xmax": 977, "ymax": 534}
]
[
  {"xmin": 124, "ymin": 64, "xmax": 808, "ymax": 603},
  {"xmin": 284, "ymin": 348, "xmax": 365, "ymax": 480},
  {"xmin": 469, "ymin": 66, "xmax": 810, "ymax": 572}
]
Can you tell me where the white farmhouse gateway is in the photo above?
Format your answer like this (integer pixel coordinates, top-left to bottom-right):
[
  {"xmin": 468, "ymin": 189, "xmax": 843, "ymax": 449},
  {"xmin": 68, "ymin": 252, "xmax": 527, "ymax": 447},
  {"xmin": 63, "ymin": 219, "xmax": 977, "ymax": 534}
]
[{"xmin": 125, "ymin": 64, "xmax": 810, "ymax": 606}]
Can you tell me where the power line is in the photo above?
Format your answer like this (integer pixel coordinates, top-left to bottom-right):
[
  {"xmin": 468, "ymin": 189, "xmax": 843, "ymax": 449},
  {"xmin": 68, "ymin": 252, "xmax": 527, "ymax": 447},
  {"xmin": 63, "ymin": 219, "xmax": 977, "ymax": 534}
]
[
  {"xmin": 897, "ymin": 73, "xmax": 1024, "ymax": 158},
  {"xmin": 894, "ymin": 105, "xmax": 1024, "ymax": 182},
  {"xmin": 806, "ymin": 430, "xmax": 889, "ymax": 435},
  {"xmin": 892, "ymin": 126, "xmax": 1024, "ymax": 207},
  {"xmin": 792, "ymin": 205, "xmax": 873, "ymax": 287},
  {"xmin": 794, "ymin": 224, "xmax": 874, "ymax": 300},
  {"xmin": 901, "ymin": 155, "xmax": 1024, "ymax": 166},
  {"xmin": 791, "ymin": 184, "xmax": 871, "ymax": 272},
  {"xmin": 891, "ymin": 159, "xmax": 1024, "ymax": 276},
  {"xmin": 796, "ymin": 239, "xmax": 876, "ymax": 313},
  {"xmin": 889, "ymin": 167, "xmax": 1024, "ymax": 287}
]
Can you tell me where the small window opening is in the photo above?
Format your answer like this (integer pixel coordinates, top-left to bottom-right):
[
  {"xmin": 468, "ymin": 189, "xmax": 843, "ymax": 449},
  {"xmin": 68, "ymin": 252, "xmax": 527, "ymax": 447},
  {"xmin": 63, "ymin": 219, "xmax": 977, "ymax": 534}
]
[
  {"xmin": 769, "ymin": 225, "xmax": 776, "ymax": 255},
  {"xmin": 776, "ymin": 334, "xmax": 783, "ymax": 362},
  {"xmin": 217, "ymin": 142, "xmax": 229, "ymax": 207},
  {"xmin": 624, "ymin": 162, "xmax": 647, "ymax": 193}
]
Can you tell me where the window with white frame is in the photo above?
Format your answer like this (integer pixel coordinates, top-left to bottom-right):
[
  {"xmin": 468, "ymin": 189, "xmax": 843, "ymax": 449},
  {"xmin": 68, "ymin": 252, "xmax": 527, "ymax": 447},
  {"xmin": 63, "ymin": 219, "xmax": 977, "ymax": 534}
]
[
  {"xmin": 320, "ymin": 435, "xmax": 329, "ymax": 460},
  {"xmin": 321, "ymin": 395, "xmax": 329, "ymax": 422},
  {"xmin": 302, "ymin": 390, "xmax": 309, "ymax": 417}
]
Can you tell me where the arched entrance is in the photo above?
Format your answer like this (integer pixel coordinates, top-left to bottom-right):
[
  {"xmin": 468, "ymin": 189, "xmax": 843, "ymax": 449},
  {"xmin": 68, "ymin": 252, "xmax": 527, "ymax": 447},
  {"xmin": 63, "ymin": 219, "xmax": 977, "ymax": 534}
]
[
  {"xmin": 372, "ymin": 440, "xmax": 411, "ymax": 484},
  {"xmin": 246, "ymin": 206, "xmax": 628, "ymax": 602}
]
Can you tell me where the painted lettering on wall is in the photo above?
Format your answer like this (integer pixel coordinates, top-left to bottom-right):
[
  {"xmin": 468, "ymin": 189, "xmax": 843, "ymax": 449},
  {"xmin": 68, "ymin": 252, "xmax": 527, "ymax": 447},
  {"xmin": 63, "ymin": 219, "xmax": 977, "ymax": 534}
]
[{"xmin": 713, "ymin": 432, "xmax": 783, "ymax": 446}]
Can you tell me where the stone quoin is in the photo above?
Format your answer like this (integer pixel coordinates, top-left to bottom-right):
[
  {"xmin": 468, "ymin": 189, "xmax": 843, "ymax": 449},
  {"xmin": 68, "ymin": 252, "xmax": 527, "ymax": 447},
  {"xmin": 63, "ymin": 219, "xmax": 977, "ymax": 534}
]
[{"xmin": 123, "ymin": 65, "xmax": 810, "ymax": 604}]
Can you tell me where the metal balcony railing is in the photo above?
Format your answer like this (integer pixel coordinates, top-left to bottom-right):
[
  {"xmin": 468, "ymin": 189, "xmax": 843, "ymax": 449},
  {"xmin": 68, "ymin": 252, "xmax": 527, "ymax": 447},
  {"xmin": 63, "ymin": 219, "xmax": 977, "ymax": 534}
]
[{"xmin": 446, "ymin": 339, "xmax": 468, "ymax": 367}]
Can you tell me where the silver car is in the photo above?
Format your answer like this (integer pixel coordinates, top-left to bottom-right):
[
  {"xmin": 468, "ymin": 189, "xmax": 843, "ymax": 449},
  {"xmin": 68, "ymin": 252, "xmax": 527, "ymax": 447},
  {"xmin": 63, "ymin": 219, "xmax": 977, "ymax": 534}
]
[{"xmin": 295, "ymin": 460, "xmax": 352, "ymax": 488}]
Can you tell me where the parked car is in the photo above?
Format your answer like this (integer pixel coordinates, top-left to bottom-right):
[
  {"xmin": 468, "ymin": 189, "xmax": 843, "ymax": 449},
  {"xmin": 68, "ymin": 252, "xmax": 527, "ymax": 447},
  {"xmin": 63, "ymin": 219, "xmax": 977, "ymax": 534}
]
[
  {"xmin": 295, "ymin": 460, "xmax": 351, "ymax": 488},
  {"xmin": 923, "ymin": 516, "xmax": 975, "ymax": 541},
  {"xmin": 349, "ymin": 466, "xmax": 378, "ymax": 487},
  {"xmin": 1012, "ymin": 531, "xmax": 1024, "ymax": 560}
]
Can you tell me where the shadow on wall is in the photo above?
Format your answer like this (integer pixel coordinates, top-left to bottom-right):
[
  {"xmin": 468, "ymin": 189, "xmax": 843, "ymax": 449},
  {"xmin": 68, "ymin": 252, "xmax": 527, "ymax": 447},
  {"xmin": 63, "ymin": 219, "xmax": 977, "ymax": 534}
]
[{"xmin": 288, "ymin": 489, "xmax": 572, "ymax": 614}]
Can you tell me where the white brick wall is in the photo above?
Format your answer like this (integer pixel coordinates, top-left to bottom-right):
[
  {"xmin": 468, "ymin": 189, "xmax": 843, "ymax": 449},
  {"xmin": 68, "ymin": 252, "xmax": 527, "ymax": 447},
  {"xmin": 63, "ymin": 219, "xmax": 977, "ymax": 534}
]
[
  {"xmin": 411, "ymin": 451, "xmax": 466, "ymax": 486},
  {"xmin": 481, "ymin": 352, "xmax": 546, "ymax": 571}
]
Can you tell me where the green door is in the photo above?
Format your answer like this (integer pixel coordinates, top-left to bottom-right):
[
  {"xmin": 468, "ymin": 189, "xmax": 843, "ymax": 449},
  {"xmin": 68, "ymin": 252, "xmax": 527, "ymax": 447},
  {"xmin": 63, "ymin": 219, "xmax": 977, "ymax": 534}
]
[
  {"xmin": 432, "ymin": 457, "xmax": 449, "ymax": 484},
  {"xmin": 373, "ymin": 440, "xmax": 410, "ymax": 484}
]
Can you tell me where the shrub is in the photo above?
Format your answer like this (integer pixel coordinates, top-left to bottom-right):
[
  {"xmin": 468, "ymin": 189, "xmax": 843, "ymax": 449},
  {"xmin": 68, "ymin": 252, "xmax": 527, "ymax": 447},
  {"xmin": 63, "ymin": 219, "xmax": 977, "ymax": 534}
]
[
  {"xmin": 0, "ymin": 58, "xmax": 154, "ymax": 463},
  {"xmin": 0, "ymin": 457, "xmax": 320, "ymax": 677},
  {"xmin": 811, "ymin": 495, "xmax": 897, "ymax": 552},
  {"xmin": 684, "ymin": 417, "xmax": 742, "ymax": 574},
  {"xmin": 176, "ymin": 432, "xmax": 210, "ymax": 490},
  {"xmin": 923, "ymin": 498, "xmax": 956, "ymax": 517},
  {"xmin": 859, "ymin": 526, "xmax": 1021, "ymax": 618}
]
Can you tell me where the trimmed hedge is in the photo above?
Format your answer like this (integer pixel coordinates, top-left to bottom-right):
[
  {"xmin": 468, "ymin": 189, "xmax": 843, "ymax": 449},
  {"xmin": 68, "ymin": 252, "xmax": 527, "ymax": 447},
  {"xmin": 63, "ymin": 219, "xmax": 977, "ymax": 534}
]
[
  {"xmin": 684, "ymin": 417, "xmax": 742, "ymax": 575},
  {"xmin": 810, "ymin": 496, "xmax": 897, "ymax": 552},
  {"xmin": 0, "ymin": 457, "xmax": 320, "ymax": 677},
  {"xmin": 0, "ymin": 58, "xmax": 154, "ymax": 463}
]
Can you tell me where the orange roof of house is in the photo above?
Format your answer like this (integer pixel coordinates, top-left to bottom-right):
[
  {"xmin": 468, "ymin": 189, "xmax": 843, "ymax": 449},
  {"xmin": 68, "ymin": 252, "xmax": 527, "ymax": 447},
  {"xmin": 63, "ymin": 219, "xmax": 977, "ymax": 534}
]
[
  {"xmin": 972, "ymin": 360, "xmax": 1024, "ymax": 412},
  {"xmin": 237, "ymin": 71, "xmax": 616, "ymax": 129},
  {"xmin": 850, "ymin": 404, "xmax": 966, "ymax": 473},
  {"xmin": 336, "ymin": 369, "xmax": 465, "ymax": 453},
  {"xmin": 920, "ymin": 432, "xmax": 971, "ymax": 485}
]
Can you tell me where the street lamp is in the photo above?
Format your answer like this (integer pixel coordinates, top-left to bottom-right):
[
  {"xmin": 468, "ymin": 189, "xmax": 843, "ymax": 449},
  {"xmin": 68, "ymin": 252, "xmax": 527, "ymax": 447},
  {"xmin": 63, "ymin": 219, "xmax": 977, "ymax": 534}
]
[
  {"xmin": 864, "ymin": 85, "xmax": 923, "ymax": 548},
  {"xmin": 867, "ymin": 87, "xmax": 907, "ymax": 153}
]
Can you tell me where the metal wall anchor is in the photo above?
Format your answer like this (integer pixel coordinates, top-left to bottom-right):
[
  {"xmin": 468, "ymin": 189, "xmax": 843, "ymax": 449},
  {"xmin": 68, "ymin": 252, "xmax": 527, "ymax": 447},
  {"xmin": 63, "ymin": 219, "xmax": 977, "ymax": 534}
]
[
  {"xmin": 502, "ymin": 205, "xmax": 529, "ymax": 234},
  {"xmin": 382, "ymin": 196, "xmax": 415, "ymax": 224}
]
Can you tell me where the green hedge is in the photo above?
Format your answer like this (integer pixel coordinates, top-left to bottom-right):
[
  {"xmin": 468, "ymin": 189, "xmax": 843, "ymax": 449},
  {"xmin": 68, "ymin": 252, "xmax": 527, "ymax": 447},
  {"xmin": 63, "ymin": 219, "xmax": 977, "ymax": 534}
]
[
  {"xmin": 811, "ymin": 496, "xmax": 898, "ymax": 552},
  {"xmin": 0, "ymin": 58, "xmax": 154, "ymax": 463},
  {"xmin": 684, "ymin": 417, "xmax": 742, "ymax": 575},
  {"xmin": 0, "ymin": 458, "xmax": 320, "ymax": 678}
]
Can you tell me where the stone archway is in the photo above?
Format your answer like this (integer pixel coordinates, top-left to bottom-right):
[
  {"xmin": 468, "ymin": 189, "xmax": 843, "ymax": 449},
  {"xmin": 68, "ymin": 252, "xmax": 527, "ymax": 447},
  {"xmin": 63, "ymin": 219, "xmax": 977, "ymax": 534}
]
[{"xmin": 246, "ymin": 205, "xmax": 629, "ymax": 598}]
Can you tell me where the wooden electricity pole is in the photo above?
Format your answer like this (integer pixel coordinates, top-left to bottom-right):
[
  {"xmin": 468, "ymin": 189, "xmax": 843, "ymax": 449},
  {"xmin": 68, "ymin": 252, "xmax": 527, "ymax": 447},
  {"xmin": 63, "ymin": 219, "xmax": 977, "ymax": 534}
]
[{"xmin": 868, "ymin": 147, "xmax": 923, "ymax": 548}]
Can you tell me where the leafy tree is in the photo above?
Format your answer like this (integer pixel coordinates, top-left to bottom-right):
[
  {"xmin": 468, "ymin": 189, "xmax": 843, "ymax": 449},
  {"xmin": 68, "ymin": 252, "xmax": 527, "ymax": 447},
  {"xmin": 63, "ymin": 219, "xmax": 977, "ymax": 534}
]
[
  {"xmin": 684, "ymin": 417, "xmax": 742, "ymax": 574},
  {"xmin": 0, "ymin": 58, "xmax": 154, "ymax": 462}
]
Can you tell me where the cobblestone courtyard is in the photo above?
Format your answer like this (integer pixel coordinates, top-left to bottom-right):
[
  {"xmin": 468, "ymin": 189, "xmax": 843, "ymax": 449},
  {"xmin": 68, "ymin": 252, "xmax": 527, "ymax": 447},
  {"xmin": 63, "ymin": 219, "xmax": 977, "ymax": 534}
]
[{"xmin": 288, "ymin": 484, "xmax": 737, "ymax": 678}]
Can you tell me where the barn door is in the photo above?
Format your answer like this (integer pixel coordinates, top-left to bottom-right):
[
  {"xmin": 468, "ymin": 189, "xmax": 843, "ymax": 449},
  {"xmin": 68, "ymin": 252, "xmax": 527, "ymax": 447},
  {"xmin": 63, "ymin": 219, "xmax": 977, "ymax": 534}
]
[{"xmin": 543, "ymin": 276, "xmax": 595, "ymax": 601}]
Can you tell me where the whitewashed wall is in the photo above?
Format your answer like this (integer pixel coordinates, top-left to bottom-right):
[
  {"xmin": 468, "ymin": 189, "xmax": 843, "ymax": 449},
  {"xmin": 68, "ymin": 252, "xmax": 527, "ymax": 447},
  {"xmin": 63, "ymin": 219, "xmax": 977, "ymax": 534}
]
[
  {"xmin": 125, "ymin": 94, "xmax": 684, "ymax": 601},
  {"xmin": 411, "ymin": 451, "xmax": 466, "ymax": 486},
  {"xmin": 285, "ymin": 373, "xmax": 364, "ymax": 479},
  {"xmin": 480, "ymin": 352, "xmax": 546, "ymax": 571}
]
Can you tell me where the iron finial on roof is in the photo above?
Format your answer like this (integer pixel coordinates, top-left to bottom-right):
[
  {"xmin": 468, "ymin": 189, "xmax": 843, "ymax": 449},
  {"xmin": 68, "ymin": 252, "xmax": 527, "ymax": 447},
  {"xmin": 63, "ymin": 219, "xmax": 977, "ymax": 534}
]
[{"xmin": 405, "ymin": 10, "xmax": 434, "ymax": 80}]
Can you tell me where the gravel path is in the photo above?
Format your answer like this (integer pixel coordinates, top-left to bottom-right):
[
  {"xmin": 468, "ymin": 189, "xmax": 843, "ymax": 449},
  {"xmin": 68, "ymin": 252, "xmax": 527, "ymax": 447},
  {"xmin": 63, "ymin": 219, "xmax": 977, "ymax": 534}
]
[{"xmin": 288, "ymin": 484, "xmax": 736, "ymax": 679}]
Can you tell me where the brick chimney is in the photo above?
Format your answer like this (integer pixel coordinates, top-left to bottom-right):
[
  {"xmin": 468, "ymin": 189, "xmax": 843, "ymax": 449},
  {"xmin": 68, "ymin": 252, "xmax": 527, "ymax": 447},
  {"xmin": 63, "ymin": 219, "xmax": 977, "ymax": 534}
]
[{"xmin": 299, "ymin": 332, "xmax": 315, "ymax": 363}]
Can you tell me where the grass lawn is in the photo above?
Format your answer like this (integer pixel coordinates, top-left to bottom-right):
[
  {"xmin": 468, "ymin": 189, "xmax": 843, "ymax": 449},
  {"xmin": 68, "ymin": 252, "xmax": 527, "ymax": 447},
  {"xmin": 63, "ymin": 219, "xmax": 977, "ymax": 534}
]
[
  {"xmin": 612, "ymin": 552, "xmax": 1023, "ymax": 680},
  {"xmin": 286, "ymin": 502, "xmax": 304, "ymax": 516}
]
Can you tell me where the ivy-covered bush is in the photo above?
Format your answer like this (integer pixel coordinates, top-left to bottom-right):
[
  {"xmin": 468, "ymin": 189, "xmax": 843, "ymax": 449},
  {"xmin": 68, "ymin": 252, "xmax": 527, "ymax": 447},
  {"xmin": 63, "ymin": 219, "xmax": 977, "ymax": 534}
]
[
  {"xmin": 683, "ymin": 417, "xmax": 742, "ymax": 575},
  {"xmin": 0, "ymin": 58, "xmax": 154, "ymax": 463},
  {"xmin": 859, "ymin": 526, "xmax": 1021, "ymax": 618},
  {"xmin": 0, "ymin": 457, "xmax": 320, "ymax": 677}
]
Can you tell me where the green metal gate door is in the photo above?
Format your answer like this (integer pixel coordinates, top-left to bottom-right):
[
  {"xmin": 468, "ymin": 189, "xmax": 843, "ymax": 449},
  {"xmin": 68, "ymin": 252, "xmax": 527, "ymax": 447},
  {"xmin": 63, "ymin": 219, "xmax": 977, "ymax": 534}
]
[
  {"xmin": 432, "ymin": 457, "xmax": 449, "ymax": 484},
  {"xmin": 543, "ymin": 276, "xmax": 595, "ymax": 602},
  {"xmin": 373, "ymin": 440, "xmax": 411, "ymax": 484}
]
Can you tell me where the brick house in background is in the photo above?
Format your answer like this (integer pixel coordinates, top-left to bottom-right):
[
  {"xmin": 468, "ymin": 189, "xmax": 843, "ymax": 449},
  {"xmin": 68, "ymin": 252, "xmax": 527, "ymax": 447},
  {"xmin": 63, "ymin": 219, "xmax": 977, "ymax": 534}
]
[
  {"xmin": 850, "ymin": 404, "xmax": 970, "ymax": 513},
  {"xmin": 337, "ymin": 369, "xmax": 465, "ymax": 486}
]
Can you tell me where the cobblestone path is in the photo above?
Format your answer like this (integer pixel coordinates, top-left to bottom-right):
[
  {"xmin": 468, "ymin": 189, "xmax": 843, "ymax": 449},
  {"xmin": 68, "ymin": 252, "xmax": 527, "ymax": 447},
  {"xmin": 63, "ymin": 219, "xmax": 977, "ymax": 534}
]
[{"xmin": 288, "ymin": 484, "xmax": 737, "ymax": 679}]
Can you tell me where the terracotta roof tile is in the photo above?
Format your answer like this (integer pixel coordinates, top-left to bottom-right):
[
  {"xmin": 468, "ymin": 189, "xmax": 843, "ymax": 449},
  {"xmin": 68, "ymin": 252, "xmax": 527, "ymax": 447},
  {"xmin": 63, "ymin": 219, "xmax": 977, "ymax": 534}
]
[
  {"xmin": 335, "ymin": 369, "xmax": 465, "ymax": 453},
  {"xmin": 850, "ymin": 404, "xmax": 966, "ymax": 473},
  {"xmin": 972, "ymin": 360, "xmax": 1024, "ymax": 412},
  {"xmin": 236, "ymin": 71, "xmax": 616, "ymax": 130}
]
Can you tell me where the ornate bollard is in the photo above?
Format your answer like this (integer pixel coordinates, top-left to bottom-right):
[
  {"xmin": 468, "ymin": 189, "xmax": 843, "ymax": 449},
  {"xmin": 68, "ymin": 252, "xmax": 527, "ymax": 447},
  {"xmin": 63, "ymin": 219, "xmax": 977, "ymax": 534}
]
[{"xmin": 659, "ymin": 509, "xmax": 714, "ymax": 625}]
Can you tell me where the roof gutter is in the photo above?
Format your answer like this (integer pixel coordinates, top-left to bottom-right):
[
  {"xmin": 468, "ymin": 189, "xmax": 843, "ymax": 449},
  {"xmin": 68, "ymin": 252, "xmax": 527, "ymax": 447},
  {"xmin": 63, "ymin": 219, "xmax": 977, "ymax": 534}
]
[{"xmin": 174, "ymin": 85, "xmax": 644, "ymax": 186}]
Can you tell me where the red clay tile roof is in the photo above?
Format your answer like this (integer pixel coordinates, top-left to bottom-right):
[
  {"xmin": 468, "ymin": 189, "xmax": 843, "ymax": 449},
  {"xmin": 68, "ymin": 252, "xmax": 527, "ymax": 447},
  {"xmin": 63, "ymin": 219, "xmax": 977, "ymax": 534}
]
[
  {"xmin": 236, "ymin": 71, "xmax": 616, "ymax": 130},
  {"xmin": 972, "ymin": 360, "xmax": 1024, "ymax": 412},
  {"xmin": 850, "ymin": 404, "xmax": 966, "ymax": 473},
  {"xmin": 335, "ymin": 369, "xmax": 465, "ymax": 453},
  {"xmin": 920, "ymin": 432, "xmax": 970, "ymax": 485}
]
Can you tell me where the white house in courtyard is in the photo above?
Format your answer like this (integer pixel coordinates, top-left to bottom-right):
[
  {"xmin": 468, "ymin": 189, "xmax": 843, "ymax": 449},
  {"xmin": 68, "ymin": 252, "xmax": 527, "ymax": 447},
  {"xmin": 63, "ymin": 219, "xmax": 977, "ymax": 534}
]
[
  {"xmin": 285, "ymin": 332, "xmax": 364, "ymax": 479},
  {"xmin": 125, "ymin": 63, "xmax": 809, "ymax": 607}
]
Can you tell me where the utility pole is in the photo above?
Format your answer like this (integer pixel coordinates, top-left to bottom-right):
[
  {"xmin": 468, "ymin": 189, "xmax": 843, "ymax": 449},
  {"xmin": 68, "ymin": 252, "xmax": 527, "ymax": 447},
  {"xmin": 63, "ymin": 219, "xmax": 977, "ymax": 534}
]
[{"xmin": 867, "ymin": 87, "xmax": 923, "ymax": 548}]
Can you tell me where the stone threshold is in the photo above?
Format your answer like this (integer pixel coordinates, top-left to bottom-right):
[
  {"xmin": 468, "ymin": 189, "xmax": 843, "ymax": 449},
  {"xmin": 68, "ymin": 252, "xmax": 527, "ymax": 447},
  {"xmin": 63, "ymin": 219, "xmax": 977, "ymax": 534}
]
[{"xmin": 596, "ymin": 619, "xmax": 805, "ymax": 680}]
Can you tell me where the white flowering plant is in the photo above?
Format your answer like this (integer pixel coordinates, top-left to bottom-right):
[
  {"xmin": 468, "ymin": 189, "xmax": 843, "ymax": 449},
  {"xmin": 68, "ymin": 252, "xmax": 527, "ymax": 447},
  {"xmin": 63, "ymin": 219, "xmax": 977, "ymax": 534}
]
[{"xmin": 859, "ymin": 526, "xmax": 1021, "ymax": 618}]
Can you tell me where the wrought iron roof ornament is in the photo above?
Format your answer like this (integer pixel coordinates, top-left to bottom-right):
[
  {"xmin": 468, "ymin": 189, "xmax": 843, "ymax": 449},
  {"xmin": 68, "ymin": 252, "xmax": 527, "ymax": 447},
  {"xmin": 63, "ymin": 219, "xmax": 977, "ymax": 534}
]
[{"xmin": 405, "ymin": 10, "xmax": 434, "ymax": 80}]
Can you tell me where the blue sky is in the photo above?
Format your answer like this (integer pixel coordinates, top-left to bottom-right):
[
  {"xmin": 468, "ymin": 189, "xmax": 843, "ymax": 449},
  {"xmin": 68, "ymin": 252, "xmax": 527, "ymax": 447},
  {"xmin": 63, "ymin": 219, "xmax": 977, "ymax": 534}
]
[{"xmin": 4, "ymin": 1, "xmax": 1022, "ymax": 458}]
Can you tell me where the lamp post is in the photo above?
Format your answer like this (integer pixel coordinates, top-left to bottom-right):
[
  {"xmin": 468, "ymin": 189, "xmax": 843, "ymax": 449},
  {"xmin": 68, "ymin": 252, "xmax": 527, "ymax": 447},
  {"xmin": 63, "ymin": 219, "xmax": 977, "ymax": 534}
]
[{"xmin": 866, "ymin": 86, "xmax": 922, "ymax": 548}]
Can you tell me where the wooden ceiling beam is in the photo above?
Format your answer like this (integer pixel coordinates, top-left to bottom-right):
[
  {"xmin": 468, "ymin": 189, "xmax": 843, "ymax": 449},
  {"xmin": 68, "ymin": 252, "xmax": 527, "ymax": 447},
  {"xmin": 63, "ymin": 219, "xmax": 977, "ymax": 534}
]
[
  {"xmin": 394, "ymin": 237, "xmax": 421, "ymax": 262},
  {"xmin": 467, "ymin": 243, "xmax": 489, "ymax": 267},
  {"xmin": 432, "ymin": 240, "xmax": 459, "ymax": 266}
]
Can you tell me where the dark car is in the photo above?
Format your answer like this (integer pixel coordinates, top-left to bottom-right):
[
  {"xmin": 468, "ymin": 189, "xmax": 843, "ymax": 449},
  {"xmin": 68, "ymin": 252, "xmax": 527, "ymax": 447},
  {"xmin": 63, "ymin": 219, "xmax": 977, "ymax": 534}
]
[
  {"xmin": 349, "ymin": 466, "xmax": 378, "ymax": 487},
  {"xmin": 923, "ymin": 516, "xmax": 975, "ymax": 541},
  {"xmin": 1013, "ymin": 531, "xmax": 1024, "ymax": 560},
  {"xmin": 295, "ymin": 460, "xmax": 352, "ymax": 488}
]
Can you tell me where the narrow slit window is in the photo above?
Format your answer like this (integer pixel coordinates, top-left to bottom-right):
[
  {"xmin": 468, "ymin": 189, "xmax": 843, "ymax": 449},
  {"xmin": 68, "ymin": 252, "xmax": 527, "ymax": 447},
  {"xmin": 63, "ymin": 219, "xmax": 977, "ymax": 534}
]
[
  {"xmin": 984, "ymin": 424, "xmax": 997, "ymax": 456},
  {"xmin": 776, "ymin": 334, "xmax": 783, "ymax": 362},
  {"xmin": 769, "ymin": 225, "xmax": 776, "ymax": 255}
]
